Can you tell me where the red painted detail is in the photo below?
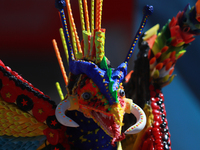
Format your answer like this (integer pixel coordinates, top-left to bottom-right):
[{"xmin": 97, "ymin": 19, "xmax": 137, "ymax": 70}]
[{"xmin": 0, "ymin": 85, "xmax": 18, "ymax": 103}]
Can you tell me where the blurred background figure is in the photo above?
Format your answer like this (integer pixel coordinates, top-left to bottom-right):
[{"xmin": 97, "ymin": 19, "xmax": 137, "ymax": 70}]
[{"xmin": 0, "ymin": 0, "xmax": 199, "ymax": 149}]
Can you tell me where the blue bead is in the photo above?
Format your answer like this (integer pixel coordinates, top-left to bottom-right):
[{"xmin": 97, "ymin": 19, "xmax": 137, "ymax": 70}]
[
  {"xmin": 55, "ymin": 0, "xmax": 66, "ymax": 11},
  {"xmin": 143, "ymin": 5, "xmax": 153, "ymax": 16}
]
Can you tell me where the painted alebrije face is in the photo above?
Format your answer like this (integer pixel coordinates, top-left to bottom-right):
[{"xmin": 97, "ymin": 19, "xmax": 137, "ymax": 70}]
[
  {"xmin": 76, "ymin": 75, "xmax": 126, "ymax": 139},
  {"xmin": 54, "ymin": 0, "xmax": 153, "ymax": 146}
]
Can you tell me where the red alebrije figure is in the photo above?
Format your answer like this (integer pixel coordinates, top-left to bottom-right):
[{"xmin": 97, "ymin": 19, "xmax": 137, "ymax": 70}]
[{"xmin": 122, "ymin": 0, "xmax": 200, "ymax": 150}]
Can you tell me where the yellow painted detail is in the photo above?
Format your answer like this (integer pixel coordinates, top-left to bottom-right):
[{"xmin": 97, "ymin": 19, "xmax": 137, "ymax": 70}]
[{"xmin": 0, "ymin": 96, "xmax": 47, "ymax": 137}]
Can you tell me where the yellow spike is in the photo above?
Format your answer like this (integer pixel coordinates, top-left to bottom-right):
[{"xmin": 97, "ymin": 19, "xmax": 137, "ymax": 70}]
[
  {"xmin": 1, "ymin": 119, "xmax": 8, "ymax": 123},
  {"xmin": 23, "ymin": 112, "xmax": 32, "ymax": 118},
  {"xmin": 16, "ymin": 109, "xmax": 23, "ymax": 115},
  {"xmin": 56, "ymin": 82, "xmax": 64, "ymax": 101},
  {"xmin": 9, "ymin": 125, "xmax": 16, "ymax": 129},
  {"xmin": 38, "ymin": 124, "xmax": 48, "ymax": 130},
  {"xmin": 2, "ymin": 123, "xmax": 11, "ymax": 128},
  {"xmin": 17, "ymin": 123, "xmax": 27, "ymax": 130},
  {"xmin": 14, "ymin": 128, "xmax": 20, "ymax": 132},
  {"xmin": 21, "ymin": 128, "xmax": 29, "ymax": 133},
  {"xmin": 153, "ymin": 69, "xmax": 160, "ymax": 79},
  {"xmin": 53, "ymin": 39, "xmax": 68, "ymax": 86},
  {"xmin": 59, "ymin": 28, "xmax": 69, "ymax": 65},
  {"xmin": 78, "ymin": 0, "xmax": 86, "ymax": 31},
  {"xmin": 27, "ymin": 126, "xmax": 37, "ymax": 132},
  {"xmin": 0, "ymin": 109, "xmax": 5, "ymax": 114},
  {"xmin": 31, "ymin": 118, "xmax": 38, "ymax": 124},
  {"xmin": 6, "ymin": 112, "xmax": 16, "ymax": 117},
  {"xmin": 25, "ymin": 122, "xmax": 32, "ymax": 126},
  {"xmin": 143, "ymin": 24, "xmax": 160, "ymax": 41},
  {"xmin": 0, "ymin": 114, "xmax": 5, "ymax": 118},
  {"xmin": 162, "ymin": 74, "xmax": 170, "ymax": 82},
  {"xmin": 176, "ymin": 50, "xmax": 186, "ymax": 59},
  {"xmin": 91, "ymin": 0, "xmax": 95, "ymax": 33}
]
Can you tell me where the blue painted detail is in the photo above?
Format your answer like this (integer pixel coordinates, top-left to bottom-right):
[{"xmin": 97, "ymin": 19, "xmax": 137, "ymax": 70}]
[
  {"xmin": 66, "ymin": 110, "xmax": 117, "ymax": 150},
  {"xmin": 0, "ymin": 135, "xmax": 46, "ymax": 150}
]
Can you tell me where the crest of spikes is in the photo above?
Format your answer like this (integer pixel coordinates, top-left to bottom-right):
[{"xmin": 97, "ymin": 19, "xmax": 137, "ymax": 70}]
[{"xmin": 53, "ymin": 0, "xmax": 153, "ymax": 145}]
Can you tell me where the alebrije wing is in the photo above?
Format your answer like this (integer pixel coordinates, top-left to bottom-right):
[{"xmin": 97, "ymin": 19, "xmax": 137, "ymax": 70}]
[
  {"xmin": 122, "ymin": 1, "xmax": 200, "ymax": 150},
  {"xmin": 0, "ymin": 60, "xmax": 68, "ymax": 150}
]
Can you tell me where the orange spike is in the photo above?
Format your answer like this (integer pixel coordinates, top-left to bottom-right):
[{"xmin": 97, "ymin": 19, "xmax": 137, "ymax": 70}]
[
  {"xmin": 170, "ymin": 56, "xmax": 176, "ymax": 64},
  {"xmin": 125, "ymin": 70, "xmax": 134, "ymax": 83},
  {"xmin": 52, "ymin": 39, "xmax": 68, "ymax": 86},
  {"xmin": 161, "ymin": 46, "xmax": 169, "ymax": 53},
  {"xmin": 165, "ymin": 61, "xmax": 173, "ymax": 71},
  {"xmin": 156, "ymin": 63, "xmax": 164, "ymax": 70},
  {"xmin": 170, "ymin": 51, "xmax": 176, "ymax": 58},
  {"xmin": 163, "ymin": 58, "xmax": 170, "ymax": 66},
  {"xmin": 149, "ymin": 57, "xmax": 156, "ymax": 65},
  {"xmin": 96, "ymin": 0, "xmax": 103, "ymax": 30},
  {"xmin": 83, "ymin": 0, "xmax": 90, "ymax": 32},
  {"xmin": 169, "ymin": 67, "xmax": 174, "ymax": 75},
  {"xmin": 177, "ymin": 52, "xmax": 184, "ymax": 59},
  {"xmin": 66, "ymin": 0, "xmax": 82, "ymax": 54},
  {"xmin": 155, "ymin": 52, "xmax": 161, "ymax": 59},
  {"xmin": 146, "ymin": 35, "xmax": 157, "ymax": 50}
]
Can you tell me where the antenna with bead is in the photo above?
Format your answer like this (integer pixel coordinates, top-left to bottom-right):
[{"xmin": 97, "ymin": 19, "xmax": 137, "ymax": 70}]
[{"xmin": 124, "ymin": 5, "xmax": 153, "ymax": 64}]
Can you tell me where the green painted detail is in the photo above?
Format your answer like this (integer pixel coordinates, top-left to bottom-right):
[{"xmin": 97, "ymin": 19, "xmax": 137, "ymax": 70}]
[
  {"xmin": 176, "ymin": 50, "xmax": 186, "ymax": 59},
  {"xmin": 89, "ymin": 36, "xmax": 94, "ymax": 57},
  {"xmin": 76, "ymin": 53, "xmax": 83, "ymax": 60},
  {"xmin": 100, "ymin": 56, "xmax": 108, "ymax": 70},
  {"xmin": 108, "ymin": 81, "xmax": 118, "ymax": 103},
  {"xmin": 152, "ymin": 20, "xmax": 171, "ymax": 55},
  {"xmin": 106, "ymin": 68, "xmax": 112, "ymax": 80},
  {"xmin": 83, "ymin": 30, "xmax": 91, "ymax": 58}
]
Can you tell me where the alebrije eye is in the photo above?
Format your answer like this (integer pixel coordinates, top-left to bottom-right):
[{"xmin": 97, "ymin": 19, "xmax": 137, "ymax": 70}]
[
  {"xmin": 119, "ymin": 89, "xmax": 125, "ymax": 97},
  {"xmin": 82, "ymin": 92, "xmax": 92, "ymax": 100}
]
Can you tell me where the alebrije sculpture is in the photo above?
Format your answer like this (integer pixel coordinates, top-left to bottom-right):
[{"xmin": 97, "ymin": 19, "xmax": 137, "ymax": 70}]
[
  {"xmin": 0, "ymin": 0, "xmax": 199, "ymax": 150},
  {"xmin": 53, "ymin": 0, "xmax": 152, "ymax": 149}
]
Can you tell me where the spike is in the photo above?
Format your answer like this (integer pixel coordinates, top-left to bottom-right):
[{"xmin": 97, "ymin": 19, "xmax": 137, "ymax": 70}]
[
  {"xmin": 155, "ymin": 63, "xmax": 163, "ymax": 70},
  {"xmin": 58, "ymin": 9, "xmax": 74, "ymax": 62},
  {"xmin": 91, "ymin": 0, "xmax": 95, "ymax": 33},
  {"xmin": 96, "ymin": 0, "xmax": 103, "ymax": 30},
  {"xmin": 56, "ymin": 82, "xmax": 65, "ymax": 101},
  {"xmin": 59, "ymin": 28, "xmax": 69, "ymax": 64},
  {"xmin": 161, "ymin": 46, "xmax": 169, "ymax": 53},
  {"xmin": 66, "ymin": 0, "xmax": 83, "ymax": 59},
  {"xmin": 143, "ymin": 24, "xmax": 159, "ymax": 41},
  {"xmin": 52, "ymin": 39, "xmax": 68, "ymax": 86},
  {"xmin": 83, "ymin": 0, "xmax": 90, "ymax": 32},
  {"xmin": 78, "ymin": 0, "xmax": 86, "ymax": 32},
  {"xmin": 153, "ymin": 69, "xmax": 160, "ymax": 79}
]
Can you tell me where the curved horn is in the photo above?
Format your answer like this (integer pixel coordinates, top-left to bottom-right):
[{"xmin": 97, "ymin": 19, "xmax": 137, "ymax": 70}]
[
  {"xmin": 124, "ymin": 102, "xmax": 146, "ymax": 134},
  {"xmin": 55, "ymin": 100, "xmax": 79, "ymax": 127}
]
